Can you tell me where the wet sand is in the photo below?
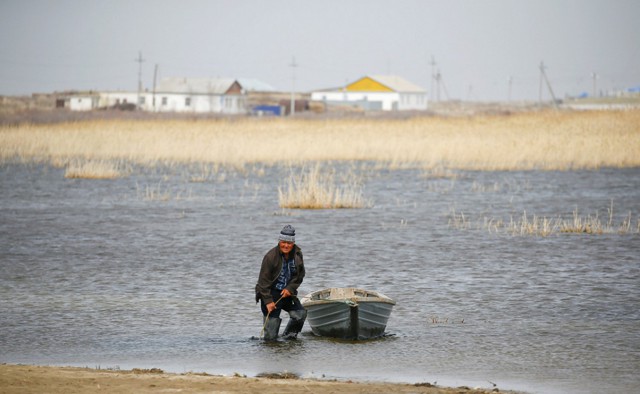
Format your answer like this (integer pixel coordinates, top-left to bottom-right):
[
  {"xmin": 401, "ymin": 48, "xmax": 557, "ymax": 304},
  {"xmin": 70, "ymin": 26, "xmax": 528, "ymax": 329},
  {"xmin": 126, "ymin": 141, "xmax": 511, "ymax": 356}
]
[{"xmin": 0, "ymin": 364, "xmax": 519, "ymax": 393}]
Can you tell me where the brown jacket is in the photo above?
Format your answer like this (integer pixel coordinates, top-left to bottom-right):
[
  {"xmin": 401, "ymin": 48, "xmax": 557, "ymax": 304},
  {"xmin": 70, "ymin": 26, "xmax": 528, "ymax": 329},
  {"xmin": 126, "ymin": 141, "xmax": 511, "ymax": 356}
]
[{"xmin": 255, "ymin": 244, "xmax": 305, "ymax": 304}]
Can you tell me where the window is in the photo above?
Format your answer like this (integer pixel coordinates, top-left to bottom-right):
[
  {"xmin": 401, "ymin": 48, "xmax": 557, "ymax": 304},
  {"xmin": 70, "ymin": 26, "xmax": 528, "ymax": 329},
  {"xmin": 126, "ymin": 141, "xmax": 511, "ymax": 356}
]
[
  {"xmin": 185, "ymin": 97, "xmax": 191, "ymax": 107},
  {"xmin": 161, "ymin": 97, "xmax": 168, "ymax": 106},
  {"xmin": 139, "ymin": 96, "xmax": 146, "ymax": 105}
]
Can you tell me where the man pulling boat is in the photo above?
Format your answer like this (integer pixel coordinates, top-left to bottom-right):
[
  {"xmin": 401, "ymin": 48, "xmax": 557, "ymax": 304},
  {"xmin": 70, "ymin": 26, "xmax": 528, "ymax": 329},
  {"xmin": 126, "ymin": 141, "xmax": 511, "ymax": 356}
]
[{"xmin": 255, "ymin": 225, "xmax": 307, "ymax": 340}]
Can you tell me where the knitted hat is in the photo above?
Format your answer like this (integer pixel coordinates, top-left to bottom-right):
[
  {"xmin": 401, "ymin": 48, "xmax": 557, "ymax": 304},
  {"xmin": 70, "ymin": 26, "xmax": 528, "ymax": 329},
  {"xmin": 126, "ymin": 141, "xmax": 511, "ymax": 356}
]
[{"xmin": 278, "ymin": 225, "xmax": 296, "ymax": 243}]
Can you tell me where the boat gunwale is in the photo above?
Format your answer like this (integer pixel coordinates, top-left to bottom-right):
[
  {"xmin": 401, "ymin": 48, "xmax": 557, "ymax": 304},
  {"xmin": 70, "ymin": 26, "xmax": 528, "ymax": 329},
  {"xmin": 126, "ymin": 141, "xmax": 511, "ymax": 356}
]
[
  {"xmin": 301, "ymin": 297, "xmax": 396, "ymax": 308},
  {"xmin": 300, "ymin": 287, "xmax": 396, "ymax": 308}
]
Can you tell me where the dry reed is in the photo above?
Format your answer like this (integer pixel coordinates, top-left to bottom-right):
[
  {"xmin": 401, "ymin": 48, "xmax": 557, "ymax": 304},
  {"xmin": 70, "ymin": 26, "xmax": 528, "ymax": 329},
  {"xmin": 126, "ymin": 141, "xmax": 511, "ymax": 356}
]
[
  {"xmin": 1, "ymin": 110, "xmax": 639, "ymax": 170},
  {"xmin": 64, "ymin": 159, "xmax": 127, "ymax": 179},
  {"xmin": 449, "ymin": 207, "xmax": 639, "ymax": 236},
  {"xmin": 278, "ymin": 164, "xmax": 370, "ymax": 209},
  {"xmin": 135, "ymin": 181, "xmax": 192, "ymax": 201}
]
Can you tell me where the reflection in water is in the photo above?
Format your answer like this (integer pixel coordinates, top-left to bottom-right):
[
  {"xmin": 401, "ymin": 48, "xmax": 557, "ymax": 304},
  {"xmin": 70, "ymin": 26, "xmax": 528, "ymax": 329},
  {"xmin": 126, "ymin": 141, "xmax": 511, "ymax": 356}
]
[{"xmin": 0, "ymin": 164, "xmax": 639, "ymax": 394}]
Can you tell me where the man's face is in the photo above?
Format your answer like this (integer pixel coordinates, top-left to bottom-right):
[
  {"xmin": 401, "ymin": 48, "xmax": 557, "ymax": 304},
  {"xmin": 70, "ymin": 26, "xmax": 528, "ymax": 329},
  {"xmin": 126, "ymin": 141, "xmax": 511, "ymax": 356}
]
[{"xmin": 279, "ymin": 241, "xmax": 294, "ymax": 255}]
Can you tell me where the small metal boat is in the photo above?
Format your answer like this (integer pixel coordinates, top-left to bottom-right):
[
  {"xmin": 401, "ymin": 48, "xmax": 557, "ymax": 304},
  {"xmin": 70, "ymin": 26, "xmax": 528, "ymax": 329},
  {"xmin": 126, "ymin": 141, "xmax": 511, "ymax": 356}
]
[{"xmin": 300, "ymin": 287, "xmax": 396, "ymax": 340}]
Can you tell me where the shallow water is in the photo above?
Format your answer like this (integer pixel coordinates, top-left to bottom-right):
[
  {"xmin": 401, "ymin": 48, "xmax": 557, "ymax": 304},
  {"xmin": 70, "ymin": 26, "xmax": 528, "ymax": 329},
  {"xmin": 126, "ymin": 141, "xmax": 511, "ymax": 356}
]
[{"xmin": 1, "ymin": 163, "xmax": 639, "ymax": 394}]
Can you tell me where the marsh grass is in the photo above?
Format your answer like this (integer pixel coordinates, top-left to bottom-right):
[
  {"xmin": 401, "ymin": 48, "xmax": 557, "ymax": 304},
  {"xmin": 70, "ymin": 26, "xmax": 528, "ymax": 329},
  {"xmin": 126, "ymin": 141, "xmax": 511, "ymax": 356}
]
[
  {"xmin": 278, "ymin": 164, "xmax": 371, "ymax": 209},
  {"xmin": 136, "ymin": 182, "xmax": 191, "ymax": 201},
  {"xmin": 188, "ymin": 163, "xmax": 220, "ymax": 183},
  {"xmin": 421, "ymin": 166, "xmax": 461, "ymax": 179},
  {"xmin": 64, "ymin": 160, "xmax": 127, "ymax": 179},
  {"xmin": 1, "ymin": 110, "xmax": 639, "ymax": 170},
  {"xmin": 449, "ymin": 207, "xmax": 639, "ymax": 236}
]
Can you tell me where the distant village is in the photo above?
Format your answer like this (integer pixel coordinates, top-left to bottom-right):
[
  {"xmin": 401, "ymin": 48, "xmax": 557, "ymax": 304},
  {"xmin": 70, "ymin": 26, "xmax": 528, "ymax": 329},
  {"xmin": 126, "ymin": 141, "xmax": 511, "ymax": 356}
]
[
  {"xmin": 53, "ymin": 74, "xmax": 430, "ymax": 116},
  {"xmin": 2, "ymin": 73, "xmax": 639, "ymax": 117}
]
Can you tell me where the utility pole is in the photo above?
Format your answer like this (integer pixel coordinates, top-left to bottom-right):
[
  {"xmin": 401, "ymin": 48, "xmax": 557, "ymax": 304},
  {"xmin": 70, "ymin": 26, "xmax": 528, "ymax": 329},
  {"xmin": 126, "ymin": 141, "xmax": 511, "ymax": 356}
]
[
  {"xmin": 591, "ymin": 72, "xmax": 598, "ymax": 97},
  {"xmin": 434, "ymin": 69, "xmax": 449, "ymax": 101},
  {"xmin": 135, "ymin": 51, "xmax": 145, "ymax": 109},
  {"xmin": 507, "ymin": 76, "xmax": 513, "ymax": 102},
  {"xmin": 289, "ymin": 56, "xmax": 297, "ymax": 116},
  {"xmin": 539, "ymin": 61, "xmax": 558, "ymax": 109}
]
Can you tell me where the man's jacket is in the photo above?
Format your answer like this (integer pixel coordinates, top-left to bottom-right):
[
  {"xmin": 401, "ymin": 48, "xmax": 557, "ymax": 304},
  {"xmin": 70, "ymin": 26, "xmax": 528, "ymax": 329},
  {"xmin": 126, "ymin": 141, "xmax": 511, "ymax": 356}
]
[{"xmin": 255, "ymin": 244, "xmax": 305, "ymax": 305}]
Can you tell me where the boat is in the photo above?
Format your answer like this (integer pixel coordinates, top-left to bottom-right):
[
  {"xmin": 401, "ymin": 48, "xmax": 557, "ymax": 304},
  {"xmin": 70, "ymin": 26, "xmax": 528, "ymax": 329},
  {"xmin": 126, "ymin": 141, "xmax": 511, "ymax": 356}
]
[{"xmin": 300, "ymin": 287, "xmax": 396, "ymax": 340}]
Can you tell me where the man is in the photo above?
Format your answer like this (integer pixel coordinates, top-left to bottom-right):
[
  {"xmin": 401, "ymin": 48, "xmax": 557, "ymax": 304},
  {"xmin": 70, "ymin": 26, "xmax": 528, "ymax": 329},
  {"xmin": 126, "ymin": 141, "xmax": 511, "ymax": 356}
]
[{"xmin": 255, "ymin": 224, "xmax": 307, "ymax": 340}]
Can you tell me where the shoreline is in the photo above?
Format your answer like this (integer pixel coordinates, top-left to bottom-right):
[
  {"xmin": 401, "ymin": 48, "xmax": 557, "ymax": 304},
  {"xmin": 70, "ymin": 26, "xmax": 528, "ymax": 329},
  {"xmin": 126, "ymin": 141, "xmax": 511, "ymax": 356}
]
[{"xmin": 0, "ymin": 364, "xmax": 523, "ymax": 393}]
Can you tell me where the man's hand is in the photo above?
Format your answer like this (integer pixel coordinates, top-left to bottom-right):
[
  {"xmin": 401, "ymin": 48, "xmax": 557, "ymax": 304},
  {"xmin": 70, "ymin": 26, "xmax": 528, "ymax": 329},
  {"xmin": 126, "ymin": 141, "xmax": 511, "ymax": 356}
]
[
  {"xmin": 266, "ymin": 302, "xmax": 276, "ymax": 313},
  {"xmin": 280, "ymin": 288, "xmax": 292, "ymax": 298}
]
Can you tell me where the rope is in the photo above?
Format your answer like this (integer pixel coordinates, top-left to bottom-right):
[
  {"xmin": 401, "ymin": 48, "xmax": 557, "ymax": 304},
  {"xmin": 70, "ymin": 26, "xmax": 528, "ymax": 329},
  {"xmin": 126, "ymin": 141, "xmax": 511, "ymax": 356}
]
[{"xmin": 260, "ymin": 295, "xmax": 285, "ymax": 339}]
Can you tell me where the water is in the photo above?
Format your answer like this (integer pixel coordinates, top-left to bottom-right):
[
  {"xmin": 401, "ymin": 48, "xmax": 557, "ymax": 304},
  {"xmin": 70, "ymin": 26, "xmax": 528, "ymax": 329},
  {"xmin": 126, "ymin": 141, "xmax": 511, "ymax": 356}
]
[{"xmin": 1, "ymin": 163, "xmax": 639, "ymax": 394}]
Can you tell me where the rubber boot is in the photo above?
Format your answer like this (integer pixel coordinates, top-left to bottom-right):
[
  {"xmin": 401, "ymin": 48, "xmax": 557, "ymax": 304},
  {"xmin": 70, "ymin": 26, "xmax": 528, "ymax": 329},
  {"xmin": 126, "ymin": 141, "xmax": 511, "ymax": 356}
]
[
  {"xmin": 282, "ymin": 309, "xmax": 307, "ymax": 339},
  {"xmin": 263, "ymin": 317, "xmax": 281, "ymax": 341}
]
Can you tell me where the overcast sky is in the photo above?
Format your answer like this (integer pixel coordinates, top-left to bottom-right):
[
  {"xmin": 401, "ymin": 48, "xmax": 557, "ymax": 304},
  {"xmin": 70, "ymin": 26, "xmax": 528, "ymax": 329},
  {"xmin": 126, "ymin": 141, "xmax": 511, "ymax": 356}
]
[{"xmin": 1, "ymin": 0, "xmax": 638, "ymax": 101}]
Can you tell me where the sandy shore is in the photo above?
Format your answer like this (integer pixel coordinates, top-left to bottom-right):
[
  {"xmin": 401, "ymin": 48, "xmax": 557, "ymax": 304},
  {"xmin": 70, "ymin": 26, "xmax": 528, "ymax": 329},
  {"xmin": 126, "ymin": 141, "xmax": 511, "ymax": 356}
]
[{"xmin": 0, "ymin": 364, "xmax": 521, "ymax": 393}]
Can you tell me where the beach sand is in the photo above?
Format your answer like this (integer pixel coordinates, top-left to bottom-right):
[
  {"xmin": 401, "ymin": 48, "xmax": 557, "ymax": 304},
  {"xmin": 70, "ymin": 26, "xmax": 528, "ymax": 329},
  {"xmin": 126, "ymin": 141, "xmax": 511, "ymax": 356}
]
[{"xmin": 0, "ymin": 364, "xmax": 519, "ymax": 393}]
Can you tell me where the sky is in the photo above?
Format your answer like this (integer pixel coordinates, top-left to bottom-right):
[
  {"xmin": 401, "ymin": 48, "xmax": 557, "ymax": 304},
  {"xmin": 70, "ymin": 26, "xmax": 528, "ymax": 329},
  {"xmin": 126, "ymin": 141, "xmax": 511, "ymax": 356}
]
[{"xmin": 1, "ymin": 0, "xmax": 638, "ymax": 102}]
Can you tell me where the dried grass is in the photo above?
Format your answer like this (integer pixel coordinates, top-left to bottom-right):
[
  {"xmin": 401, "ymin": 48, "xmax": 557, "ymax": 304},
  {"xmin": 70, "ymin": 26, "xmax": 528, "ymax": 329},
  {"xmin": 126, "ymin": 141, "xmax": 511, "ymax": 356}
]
[
  {"xmin": 1, "ymin": 110, "xmax": 639, "ymax": 170},
  {"xmin": 278, "ymin": 164, "xmax": 370, "ymax": 209},
  {"xmin": 449, "ymin": 206, "xmax": 639, "ymax": 236},
  {"xmin": 64, "ymin": 159, "xmax": 127, "ymax": 179}
]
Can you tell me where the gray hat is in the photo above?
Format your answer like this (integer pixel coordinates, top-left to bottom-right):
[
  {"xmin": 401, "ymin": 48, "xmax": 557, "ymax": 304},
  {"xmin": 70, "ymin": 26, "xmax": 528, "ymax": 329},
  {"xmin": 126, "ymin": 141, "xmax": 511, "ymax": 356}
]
[{"xmin": 278, "ymin": 225, "xmax": 295, "ymax": 243}]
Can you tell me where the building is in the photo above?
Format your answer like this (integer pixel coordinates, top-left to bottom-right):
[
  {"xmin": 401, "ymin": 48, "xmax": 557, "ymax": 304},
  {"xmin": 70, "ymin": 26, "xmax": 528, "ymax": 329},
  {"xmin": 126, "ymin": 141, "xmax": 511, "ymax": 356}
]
[
  {"xmin": 149, "ymin": 77, "xmax": 246, "ymax": 114},
  {"xmin": 63, "ymin": 77, "xmax": 250, "ymax": 114},
  {"xmin": 68, "ymin": 95, "xmax": 100, "ymax": 111},
  {"xmin": 311, "ymin": 75, "xmax": 428, "ymax": 111}
]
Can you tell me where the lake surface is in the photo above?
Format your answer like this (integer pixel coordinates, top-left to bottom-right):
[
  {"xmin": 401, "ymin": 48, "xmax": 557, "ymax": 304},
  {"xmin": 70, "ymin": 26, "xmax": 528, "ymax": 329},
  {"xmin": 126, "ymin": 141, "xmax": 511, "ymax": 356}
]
[{"xmin": 1, "ymin": 162, "xmax": 639, "ymax": 394}]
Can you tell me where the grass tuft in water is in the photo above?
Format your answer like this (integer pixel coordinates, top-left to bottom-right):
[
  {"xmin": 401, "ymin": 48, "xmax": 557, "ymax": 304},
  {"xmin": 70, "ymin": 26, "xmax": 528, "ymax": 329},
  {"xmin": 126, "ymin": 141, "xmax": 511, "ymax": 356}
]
[
  {"xmin": 449, "ymin": 205, "xmax": 639, "ymax": 236},
  {"xmin": 64, "ymin": 159, "xmax": 127, "ymax": 179},
  {"xmin": 278, "ymin": 164, "xmax": 370, "ymax": 209}
]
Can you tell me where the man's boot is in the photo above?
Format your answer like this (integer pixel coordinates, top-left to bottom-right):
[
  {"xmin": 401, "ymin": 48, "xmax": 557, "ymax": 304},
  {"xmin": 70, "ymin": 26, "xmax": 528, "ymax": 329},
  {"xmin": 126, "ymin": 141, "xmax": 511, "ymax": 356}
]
[
  {"xmin": 282, "ymin": 309, "xmax": 307, "ymax": 339},
  {"xmin": 263, "ymin": 317, "xmax": 281, "ymax": 341}
]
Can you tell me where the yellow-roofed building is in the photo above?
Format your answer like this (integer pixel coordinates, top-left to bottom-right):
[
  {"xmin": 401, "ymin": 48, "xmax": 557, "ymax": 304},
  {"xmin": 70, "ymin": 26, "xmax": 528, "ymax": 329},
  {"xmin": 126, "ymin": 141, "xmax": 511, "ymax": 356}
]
[{"xmin": 311, "ymin": 75, "xmax": 428, "ymax": 111}]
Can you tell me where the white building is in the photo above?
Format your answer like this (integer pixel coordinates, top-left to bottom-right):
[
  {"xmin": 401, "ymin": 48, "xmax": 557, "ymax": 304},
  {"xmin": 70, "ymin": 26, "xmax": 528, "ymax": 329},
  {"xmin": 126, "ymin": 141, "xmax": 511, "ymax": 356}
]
[
  {"xmin": 311, "ymin": 75, "xmax": 428, "ymax": 111},
  {"xmin": 65, "ymin": 77, "xmax": 249, "ymax": 114},
  {"xmin": 68, "ymin": 95, "xmax": 99, "ymax": 111},
  {"xmin": 149, "ymin": 77, "xmax": 247, "ymax": 114}
]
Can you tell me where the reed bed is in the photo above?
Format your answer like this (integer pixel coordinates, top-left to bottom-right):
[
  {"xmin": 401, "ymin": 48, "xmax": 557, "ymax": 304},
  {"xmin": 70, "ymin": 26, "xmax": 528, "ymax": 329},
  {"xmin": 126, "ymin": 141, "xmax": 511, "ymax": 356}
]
[
  {"xmin": 278, "ymin": 164, "xmax": 370, "ymax": 209},
  {"xmin": 64, "ymin": 159, "xmax": 128, "ymax": 179},
  {"xmin": 449, "ymin": 207, "xmax": 639, "ymax": 236},
  {"xmin": 1, "ymin": 110, "xmax": 639, "ymax": 170},
  {"xmin": 135, "ymin": 182, "xmax": 192, "ymax": 202}
]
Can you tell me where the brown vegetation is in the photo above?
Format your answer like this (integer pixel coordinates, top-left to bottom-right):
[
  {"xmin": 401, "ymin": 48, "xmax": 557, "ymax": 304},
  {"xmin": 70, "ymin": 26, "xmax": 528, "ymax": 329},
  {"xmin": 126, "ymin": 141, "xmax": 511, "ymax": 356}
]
[
  {"xmin": 278, "ymin": 164, "xmax": 370, "ymax": 209},
  {"xmin": 449, "ymin": 205, "xmax": 640, "ymax": 236},
  {"xmin": 1, "ymin": 110, "xmax": 638, "ymax": 171},
  {"xmin": 63, "ymin": 160, "xmax": 127, "ymax": 179}
]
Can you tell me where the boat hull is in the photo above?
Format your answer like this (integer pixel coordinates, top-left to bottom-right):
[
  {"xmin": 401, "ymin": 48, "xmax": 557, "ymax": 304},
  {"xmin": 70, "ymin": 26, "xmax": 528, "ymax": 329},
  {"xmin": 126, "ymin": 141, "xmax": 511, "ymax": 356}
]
[{"xmin": 301, "ymin": 288, "xmax": 395, "ymax": 340}]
